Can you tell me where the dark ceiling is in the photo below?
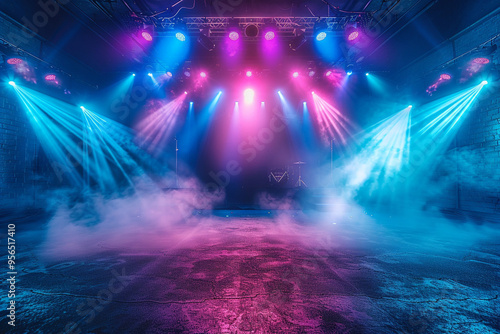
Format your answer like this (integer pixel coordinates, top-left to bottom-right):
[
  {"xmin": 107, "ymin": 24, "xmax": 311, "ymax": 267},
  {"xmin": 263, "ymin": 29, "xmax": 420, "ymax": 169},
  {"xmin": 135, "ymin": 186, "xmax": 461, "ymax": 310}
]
[{"xmin": 0, "ymin": 0, "xmax": 498, "ymax": 84}]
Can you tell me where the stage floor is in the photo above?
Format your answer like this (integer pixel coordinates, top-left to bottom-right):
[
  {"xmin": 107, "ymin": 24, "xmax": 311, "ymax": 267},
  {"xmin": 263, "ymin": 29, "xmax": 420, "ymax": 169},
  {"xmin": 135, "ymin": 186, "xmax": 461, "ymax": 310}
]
[{"xmin": 1, "ymin": 209, "xmax": 499, "ymax": 333}]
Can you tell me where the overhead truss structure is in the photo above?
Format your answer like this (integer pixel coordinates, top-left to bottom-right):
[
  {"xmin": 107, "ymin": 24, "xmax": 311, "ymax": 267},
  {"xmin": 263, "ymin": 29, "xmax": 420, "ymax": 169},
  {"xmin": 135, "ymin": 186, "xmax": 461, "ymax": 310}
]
[{"xmin": 156, "ymin": 16, "xmax": 366, "ymax": 40}]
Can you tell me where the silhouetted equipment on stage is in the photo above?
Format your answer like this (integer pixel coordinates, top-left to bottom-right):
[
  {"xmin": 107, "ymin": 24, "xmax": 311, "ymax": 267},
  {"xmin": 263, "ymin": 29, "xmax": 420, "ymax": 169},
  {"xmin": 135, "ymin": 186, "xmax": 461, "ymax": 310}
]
[
  {"xmin": 268, "ymin": 161, "xmax": 307, "ymax": 188},
  {"xmin": 293, "ymin": 161, "xmax": 307, "ymax": 188},
  {"xmin": 269, "ymin": 168, "xmax": 289, "ymax": 186}
]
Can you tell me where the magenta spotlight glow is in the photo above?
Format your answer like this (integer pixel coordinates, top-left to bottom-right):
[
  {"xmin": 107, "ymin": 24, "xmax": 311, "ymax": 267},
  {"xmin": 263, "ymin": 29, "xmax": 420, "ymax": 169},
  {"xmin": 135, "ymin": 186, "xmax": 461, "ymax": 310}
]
[
  {"xmin": 246, "ymin": 70, "xmax": 252, "ymax": 77},
  {"xmin": 312, "ymin": 92, "xmax": 356, "ymax": 146},
  {"xmin": 229, "ymin": 31, "xmax": 240, "ymax": 41},
  {"xmin": 44, "ymin": 74, "xmax": 56, "ymax": 81},
  {"xmin": 264, "ymin": 31, "xmax": 275, "ymax": 40},
  {"xmin": 200, "ymin": 71, "xmax": 207, "ymax": 78},
  {"xmin": 243, "ymin": 88, "xmax": 255, "ymax": 104},
  {"xmin": 325, "ymin": 70, "xmax": 332, "ymax": 77},
  {"xmin": 141, "ymin": 31, "xmax": 153, "ymax": 41},
  {"xmin": 166, "ymin": 72, "xmax": 172, "ymax": 77},
  {"xmin": 292, "ymin": 72, "xmax": 299, "ymax": 78},
  {"xmin": 184, "ymin": 91, "xmax": 188, "ymax": 94}
]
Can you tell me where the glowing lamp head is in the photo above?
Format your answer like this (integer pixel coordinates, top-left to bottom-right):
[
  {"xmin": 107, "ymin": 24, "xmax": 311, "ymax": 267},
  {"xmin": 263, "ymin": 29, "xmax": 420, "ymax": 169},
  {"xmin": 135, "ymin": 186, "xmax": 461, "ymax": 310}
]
[
  {"xmin": 347, "ymin": 71, "xmax": 353, "ymax": 76},
  {"xmin": 148, "ymin": 73, "xmax": 153, "ymax": 77},
  {"xmin": 292, "ymin": 72, "xmax": 299, "ymax": 78},
  {"xmin": 244, "ymin": 88, "xmax": 255, "ymax": 104},
  {"xmin": 325, "ymin": 70, "xmax": 332, "ymax": 77},
  {"xmin": 8, "ymin": 81, "xmax": 16, "ymax": 86},
  {"xmin": 246, "ymin": 71, "xmax": 252, "ymax": 77},
  {"xmin": 264, "ymin": 31, "xmax": 275, "ymax": 41},
  {"xmin": 440, "ymin": 73, "xmax": 451, "ymax": 80},
  {"xmin": 348, "ymin": 31, "xmax": 359, "ymax": 41},
  {"xmin": 7, "ymin": 58, "xmax": 23, "ymax": 65},
  {"xmin": 132, "ymin": 73, "xmax": 136, "ymax": 77},
  {"xmin": 408, "ymin": 105, "xmax": 413, "ymax": 109},
  {"xmin": 229, "ymin": 31, "xmax": 240, "ymax": 41},
  {"xmin": 365, "ymin": 72, "xmax": 370, "ymax": 76},
  {"xmin": 200, "ymin": 72, "xmax": 207, "ymax": 78},
  {"xmin": 166, "ymin": 71, "xmax": 173, "ymax": 77},
  {"xmin": 80, "ymin": 106, "xmax": 85, "ymax": 110},
  {"xmin": 45, "ymin": 74, "xmax": 56, "ymax": 81},
  {"xmin": 473, "ymin": 57, "xmax": 490, "ymax": 65},
  {"xmin": 141, "ymin": 31, "xmax": 153, "ymax": 42},
  {"xmin": 481, "ymin": 80, "xmax": 488, "ymax": 85},
  {"xmin": 311, "ymin": 91, "xmax": 315, "ymax": 95},
  {"xmin": 316, "ymin": 31, "xmax": 327, "ymax": 41},
  {"xmin": 184, "ymin": 91, "xmax": 188, "ymax": 94},
  {"xmin": 175, "ymin": 32, "xmax": 186, "ymax": 42},
  {"xmin": 184, "ymin": 71, "xmax": 191, "ymax": 77}
]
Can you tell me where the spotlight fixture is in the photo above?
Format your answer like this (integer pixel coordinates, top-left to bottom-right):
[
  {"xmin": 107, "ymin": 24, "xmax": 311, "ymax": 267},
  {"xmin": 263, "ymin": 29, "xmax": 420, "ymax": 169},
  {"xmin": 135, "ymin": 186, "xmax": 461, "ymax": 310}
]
[
  {"xmin": 347, "ymin": 71, "xmax": 353, "ymax": 76},
  {"xmin": 246, "ymin": 70, "xmax": 252, "ymax": 77},
  {"xmin": 313, "ymin": 21, "xmax": 328, "ymax": 41},
  {"xmin": 264, "ymin": 31, "xmax": 275, "ymax": 41},
  {"xmin": 311, "ymin": 91, "xmax": 315, "ymax": 95},
  {"xmin": 440, "ymin": 73, "xmax": 452, "ymax": 80},
  {"xmin": 473, "ymin": 57, "xmax": 490, "ymax": 65},
  {"xmin": 244, "ymin": 88, "xmax": 255, "ymax": 103},
  {"xmin": 44, "ymin": 74, "xmax": 56, "ymax": 81},
  {"xmin": 200, "ymin": 71, "xmax": 207, "ymax": 78},
  {"xmin": 141, "ymin": 31, "xmax": 153, "ymax": 42},
  {"xmin": 262, "ymin": 24, "xmax": 277, "ymax": 41},
  {"xmin": 184, "ymin": 91, "xmax": 188, "ymax": 94},
  {"xmin": 325, "ymin": 70, "xmax": 332, "ymax": 77},
  {"xmin": 80, "ymin": 106, "xmax": 85, "ymax": 110},
  {"xmin": 184, "ymin": 70, "xmax": 191, "ymax": 77},
  {"xmin": 348, "ymin": 31, "xmax": 359, "ymax": 41},
  {"xmin": 148, "ymin": 73, "xmax": 153, "ymax": 77},
  {"xmin": 8, "ymin": 81, "xmax": 15, "ymax": 86},
  {"xmin": 6, "ymin": 58, "xmax": 24, "ymax": 65},
  {"xmin": 198, "ymin": 29, "xmax": 215, "ymax": 51},
  {"xmin": 229, "ymin": 30, "xmax": 240, "ymax": 41},
  {"xmin": 132, "ymin": 73, "xmax": 136, "ymax": 77},
  {"xmin": 245, "ymin": 24, "xmax": 259, "ymax": 37},
  {"xmin": 292, "ymin": 71, "xmax": 299, "ymax": 78},
  {"xmin": 365, "ymin": 72, "xmax": 370, "ymax": 76},
  {"xmin": 176, "ymin": 32, "xmax": 186, "ymax": 42},
  {"xmin": 481, "ymin": 80, "xmax": 488, "ymax": 85},
  {"xmin": 289, "ymin": 28, "xmax": 307, "ymax": 51}
]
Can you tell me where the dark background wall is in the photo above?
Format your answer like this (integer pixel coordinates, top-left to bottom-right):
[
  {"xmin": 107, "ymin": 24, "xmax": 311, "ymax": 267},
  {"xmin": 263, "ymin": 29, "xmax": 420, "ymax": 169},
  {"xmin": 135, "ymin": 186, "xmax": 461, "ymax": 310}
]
[{"xmin": 400, "ymin": 11, "xmax": 500, "ymax": 215}]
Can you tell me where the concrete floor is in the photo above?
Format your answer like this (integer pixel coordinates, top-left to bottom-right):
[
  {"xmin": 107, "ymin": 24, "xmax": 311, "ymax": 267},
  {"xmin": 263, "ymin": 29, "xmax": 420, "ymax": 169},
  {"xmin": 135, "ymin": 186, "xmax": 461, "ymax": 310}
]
[{"xmin": 1, "ymin": 209, "xmax": 499, "ymax": 333}]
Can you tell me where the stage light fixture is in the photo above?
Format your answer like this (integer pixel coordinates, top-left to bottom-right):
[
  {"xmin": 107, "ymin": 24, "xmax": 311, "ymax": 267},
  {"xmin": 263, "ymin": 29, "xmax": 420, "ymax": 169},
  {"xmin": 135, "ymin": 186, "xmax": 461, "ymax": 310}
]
[
  {"xmin": 365, "ymin": 72, "xmax": 370, "ymax": 76},
  {"xmin": 198, "ymin": 29, "xmax": 215, "ymax": 51},
  {"xmin": 308, "ymin": 70, "xmax": 316, "ymax": 77},
  {"xmin": 246, "ymin": 70, "xmax": 252, "ymax": 77},
  {"xmin": 44, "ymin": 74, "xmax": 56, "ymax": 81},
  {"xmin": 289, "ymin": 28, "xmax": 307, "ymax": 51},
  {"xmin": 229, "ymin": 30, "xmax": 240, "ymax": 41},
  {"xmin": 148, "ymin": 73, "xmax": 153, "ymax": 77},
  {"xmin": 166, "ymin": 71, "xmax": 173, "ymax": 77},
  {"xmin": 311, "ymin": 91, "xmax": 315, "ymax": 95},
  {"xmin": 348, "ymin": 31, "xmax": 359, "ymax": 41},
  {"xmin": 325, "ymin": 70, "xmax": 332, "ymax": 77},
  {"xmin": 184, "ymin": 91, "xmax": 188, "ymax": 94},
  {"xmin": 6, "ymin": 58, "xmax": 24, "ymax": 65},
  {"xmin": 142, "ymin": 31, "xmax": 153, "ymax": 42},
  {"xmin": 132, "ymin": 73, "xmax": 136, "ymax": 76},
  {"xmin": 314, "ymin": 21, "xmax": 328, "ymax": 41},
  {"xmin": 292, "ymin": 71, "xmax": 299, "ymax": 78},
  {"xmin": 347, "ymin": 71, "xmax": 353, "ymax": 76},
  {"xmin": 264, "ymin": 31, "xmax": 275, "ymax": 40},
  {"xmin": 175, "ymin": 32, "xmax": 186, "ymax": 42},
  {"xmin": 80, "ymin": 106, "xmax": 85, "ymax": 110},
  {"xmin": 440, "ymin": 73, "xmax": 452, "ymax": 80},
  {"xmin": 244, "ymin": 88, "xmax": 255, "ymax": 104},
  {"xmin": 481, "ymin": 80, "xmax": 488, "ymax": 85},
  {"xmin": 200, "ymin": 71, "xmax": 207, "ymax": 78},
  {"xmin": 245, "ymin": 24, "xmax": 259, "ymax": 37},
  {"xmin": 473, "ymin": 57, "xmax": 490, "ymax": 64},
  {"xmin": 184, "ymin": 71, "xmax": 191, "ymax": 77},
  {"xmin": 8, "ymin": 81, "xmax": 15, "ymax": 86}
]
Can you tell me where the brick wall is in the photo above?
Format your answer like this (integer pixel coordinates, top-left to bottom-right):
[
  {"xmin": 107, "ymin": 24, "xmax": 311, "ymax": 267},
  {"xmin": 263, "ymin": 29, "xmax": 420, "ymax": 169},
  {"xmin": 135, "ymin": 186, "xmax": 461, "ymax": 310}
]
[
  {"xmin": 0, "ymin": 88, "xmax": 39, "ymax": 210},
  {"xmin": 400, "ymin": 11, "xmax": 500, "ymax": 215}
]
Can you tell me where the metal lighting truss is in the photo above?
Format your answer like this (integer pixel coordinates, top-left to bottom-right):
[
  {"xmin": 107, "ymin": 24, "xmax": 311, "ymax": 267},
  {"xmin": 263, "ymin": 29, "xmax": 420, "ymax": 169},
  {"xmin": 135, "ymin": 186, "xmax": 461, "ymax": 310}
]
[{"xmin": 156, "ymin": 16, "xmax": 363, "ymax": 40}]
